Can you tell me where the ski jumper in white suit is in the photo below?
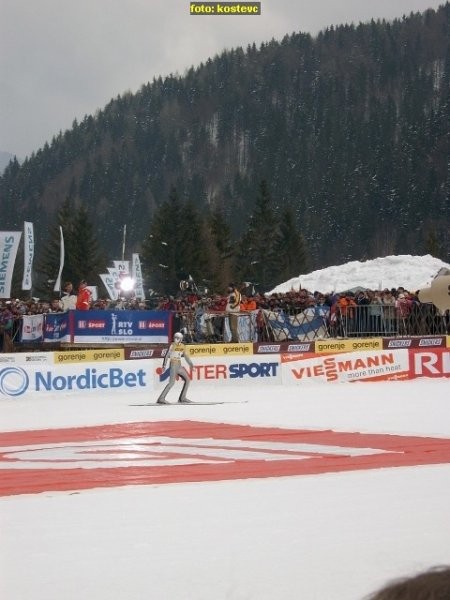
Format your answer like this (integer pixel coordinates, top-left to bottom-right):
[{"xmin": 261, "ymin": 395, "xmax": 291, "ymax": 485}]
[{"xmin": 157, "ymin": 337, "xmax": 194, "ymax": 403}]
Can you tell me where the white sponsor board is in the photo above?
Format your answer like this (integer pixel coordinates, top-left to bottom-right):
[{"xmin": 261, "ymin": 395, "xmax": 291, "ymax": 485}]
[
  {"xmin": 154, "ymin": 355, "xmax": 282, "ymax": 391},
  {"xmin": 0, "ymin": 360, "xmax": 154, "ymax": 399},
  {"xmin": 281, "ymin": 349, "xmax": 410, "ymax": 383},
  {"xmin": 0, "ymin": 353, "xmax": 52, "ymax": 365},
  {"xmin": 1, "ymin": 350, "xmax": 447, "ymax": 401}
]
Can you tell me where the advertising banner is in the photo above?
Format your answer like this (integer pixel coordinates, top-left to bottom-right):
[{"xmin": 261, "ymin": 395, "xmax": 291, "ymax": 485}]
[
  {"xmin": 281, "ymin": 349, "xmax": 410, "ymax": 384},
  {"xmin": 72, "ymin": 310, "xmax": 171, "ymax": 343},
  {"xmin": 0, "ymin": 231, "xmax": 22, "ymax": 298},
  {"xmin": 0, "ymin": 352, "xmax": 51, "ymax": 365},
  {"xmin": 53, "ymin": 226, "xmax": 64, "ymax": 293},
  {"xmin": 409, "ymin": 348, "xmax": 450, "ymax": 379},
  {"xmin": 315, "ymin": 338, "xmax": 383, "ymax": 354},
  {"xmin": 186, "ymin": 343, "xmax": 254, "ymax": 358},
  {"xmin": 113, "ymin": 261, "xmax": 130, "ymax": 275},
  {"xmin": 132, "ymin": 253, "xmax": 145, "ymax": 300},
  {"xmin": 1, "ymin": 349, "xmax": 448, "ymax": 401},
  {"xmin": 22, "ymin": 221, "xmax": 34, "ymax": 290},
  {"xmin": 53, "ymin": 348, "xmax": 124, "ymax": 364},
  {"xmin": 382, "ymin": 336, "xmax": 447, "ymax": 349},
  {"xmin": 153, "ymin": 355, "xmax": 282, "ymax": 390},
  {"xmin": 44, "ymin": 312, "xmax": 71, "ymax": 343},
  {"xmin": 99, "ymin": 273, "xmax": 119, "ymax": 301},
  {"xmin": 0, "ymin": 360, "xmax": 154, "ymax": 399},
  {"xmin": 255, "ymin": 341, "xmax": 315, "ymax": 354},
  {"xmin": 21, "ymin": 314, "xmax": 44, "ymax": 341}
]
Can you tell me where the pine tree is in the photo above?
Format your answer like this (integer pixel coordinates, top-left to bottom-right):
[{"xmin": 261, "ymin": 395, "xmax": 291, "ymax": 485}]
[
  {"xmin": 274, "ymin": 206, "xmax": 309, "ymax": 284},
  {"xmin": 141, "ymin": 187, "xmax": 185, "ymax": 295},
  {"xmin": 178, "ymin": 201, "xmax": 210, "ymax": 284},
  {"xmin": 71, "ymin": 204, "xmax": 106, "ymax": 288},
  {"xmin": 35, "ymin": 199, "xmax": 75, "ymax": 296},
  {"xmin": 36, "ymin": 199, "xmax": 105, "ymax": 297},
  {"xmin": 206, "ymin": 208, "xmax": 235, "ymax": 293},
  {"xmin": 236, "ymin": 180, "xmax": 280, "ymax": 292}
]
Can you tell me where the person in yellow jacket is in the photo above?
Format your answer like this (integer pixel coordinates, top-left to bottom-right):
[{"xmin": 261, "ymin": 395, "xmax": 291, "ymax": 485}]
[
  {"xmin": 225, "ymin": 283, "xmax": 241, "ymax": 342},
  {"xmin": 156, "ymin": 331, "xmax": 194, "ymax": 404}
]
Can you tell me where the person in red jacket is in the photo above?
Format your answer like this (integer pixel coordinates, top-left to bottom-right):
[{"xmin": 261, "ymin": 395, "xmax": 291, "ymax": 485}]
[{"xmin": 76, "ymin": 280, "xmax": 92, "ymax": 311}]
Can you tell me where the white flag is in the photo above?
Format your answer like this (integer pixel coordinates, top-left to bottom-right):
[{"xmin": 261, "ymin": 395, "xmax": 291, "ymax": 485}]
[
  {"xmin": 0, "ymin": 231, "xmax": 22, "ymax": 298},
  {"xmin": 101, "ymin": 272, "xmax": 119, "ymax": 300},
  {"xmin": 113, "ymin": 260, "xmax": 130, "ymax": 275},
  {"xmin": 22, "ymin": 221, "xmax": 34, "ymax": 290},
  {"xmin": 132, "ymin": 253, "xmax": 145, "ymax": 300},
  {"xmin": 53, "ymin": 226, "xmax": 64, "ymax": 292},
  {"xmin": 21, "ymin": 314, "xmax": 44, "ymax": 341}
]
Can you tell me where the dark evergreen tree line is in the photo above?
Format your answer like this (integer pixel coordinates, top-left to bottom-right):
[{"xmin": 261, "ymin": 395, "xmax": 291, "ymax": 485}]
[{"xmin": 1, "ymin": 4, "xmax": 449, "ymax": 274}]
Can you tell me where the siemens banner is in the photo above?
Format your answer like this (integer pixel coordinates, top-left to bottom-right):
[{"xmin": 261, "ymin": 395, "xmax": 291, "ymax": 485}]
[{"xmin": 43, "ymin": 310, "xmax": 171, "ymax": 344}]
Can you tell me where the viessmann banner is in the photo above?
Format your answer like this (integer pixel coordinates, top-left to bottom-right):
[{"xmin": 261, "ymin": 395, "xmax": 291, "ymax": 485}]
[{"xmin": 43, "ymin": 310, "xmax": 171, "ymax": 343}]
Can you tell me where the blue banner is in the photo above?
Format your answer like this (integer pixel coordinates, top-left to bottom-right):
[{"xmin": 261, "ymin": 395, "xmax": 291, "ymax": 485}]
[
  {"xmin": 39, "ymin": 310, "xmax": 172, "ymax": 344},
  {"xmin": 44, "ymin": 313, "xmax": 71, "ymax": 342},
  {"xmin": 72, "ymin": 310, "xmax": 171, "ymax": 344}
]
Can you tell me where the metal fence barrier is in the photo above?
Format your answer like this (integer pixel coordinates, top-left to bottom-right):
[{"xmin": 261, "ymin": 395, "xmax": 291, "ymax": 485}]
[
  {"xmin": 2, "ymin": 303, "xmax": 449, "ymax": 352},
  {"xmin": 260, "ymin": 303, "xmax": 449, "ymax": 342},
  {"xmin": 176, "ymin": 303, "xmax": 449, "ymax": 343}
]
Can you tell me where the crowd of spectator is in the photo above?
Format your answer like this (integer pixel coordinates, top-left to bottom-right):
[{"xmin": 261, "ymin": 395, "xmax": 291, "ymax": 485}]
[{"xmin": 1, "ymin": 281, "xmax": 449, "ymax": 350}]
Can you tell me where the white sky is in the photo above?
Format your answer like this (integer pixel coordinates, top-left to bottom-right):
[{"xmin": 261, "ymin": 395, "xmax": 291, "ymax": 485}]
[
  {"xmin": 0, "ymin": 0, "xmax": 445, "ymax": 158},
  {"xmin": 1, "ymin": 378, "xmax": 450, "ymax": 600}
]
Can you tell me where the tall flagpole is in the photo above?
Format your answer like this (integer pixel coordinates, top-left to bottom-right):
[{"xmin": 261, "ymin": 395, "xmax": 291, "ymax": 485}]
[
  {"xmin": 121, "ymin": 225, "xmax": 127, "ymax": 261},
  {"xmin": 54, "ymin": 226, "xmax": 64, "ymax": 293}
]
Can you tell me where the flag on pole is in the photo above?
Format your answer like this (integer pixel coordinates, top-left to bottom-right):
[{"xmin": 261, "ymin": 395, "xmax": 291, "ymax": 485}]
[
  {"xmin": 22, "ymin": 221, "xmax": 34, "ymax": 290},
  {"xmin": 21, "ymin": 314, "xmax": 44, "ymax": 341},
  {"xmin": 53, "ymin": 226, "xmax": 64, "ymax": 292},
  {"xmin": 0, "ymin": 231, "xmax": 22, "ymax": 298},
  {"xmin": 99, "ymin": 274, "xmax": 119, "ymax": 300},
  {"xmin": 132, "ymin": 253, "xmax": 145, "ymax": 300},
  {"xmin": 113, "ymin": 260, "xmax": 130, "ymax": 275}
]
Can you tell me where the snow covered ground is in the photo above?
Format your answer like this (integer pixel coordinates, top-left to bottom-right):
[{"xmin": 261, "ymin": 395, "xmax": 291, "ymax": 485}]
[
  {"xmin": 268, "ymin": 254, "xmax": 450, "ymax": 295},
  {"xmin": 1, "ymin": 254, "xmax": 449, "ymax": 599},
  {"xmin": 1, "ymin": 378, "xmax": 450, "ymax": 600}
]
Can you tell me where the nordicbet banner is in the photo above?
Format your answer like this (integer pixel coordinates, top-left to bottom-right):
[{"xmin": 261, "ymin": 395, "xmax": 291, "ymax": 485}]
[{"xmin": 0, "ymin": 360, "xmax": 154, "ymax": 398}]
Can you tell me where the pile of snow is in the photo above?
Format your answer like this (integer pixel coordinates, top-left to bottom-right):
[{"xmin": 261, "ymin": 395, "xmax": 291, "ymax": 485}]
[{"xmin": 269, "ymin": 254, "xmax": 450, "ymax": 295}]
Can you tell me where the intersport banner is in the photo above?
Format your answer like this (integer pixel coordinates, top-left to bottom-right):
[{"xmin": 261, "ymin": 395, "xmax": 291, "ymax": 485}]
[
  {"xmin": 0, "ymin": 231, "xmax": 22, "ymax": 298},
  {"xmin": 153, "ymin": 355, "xmax": 282, "ymax": 390}
]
